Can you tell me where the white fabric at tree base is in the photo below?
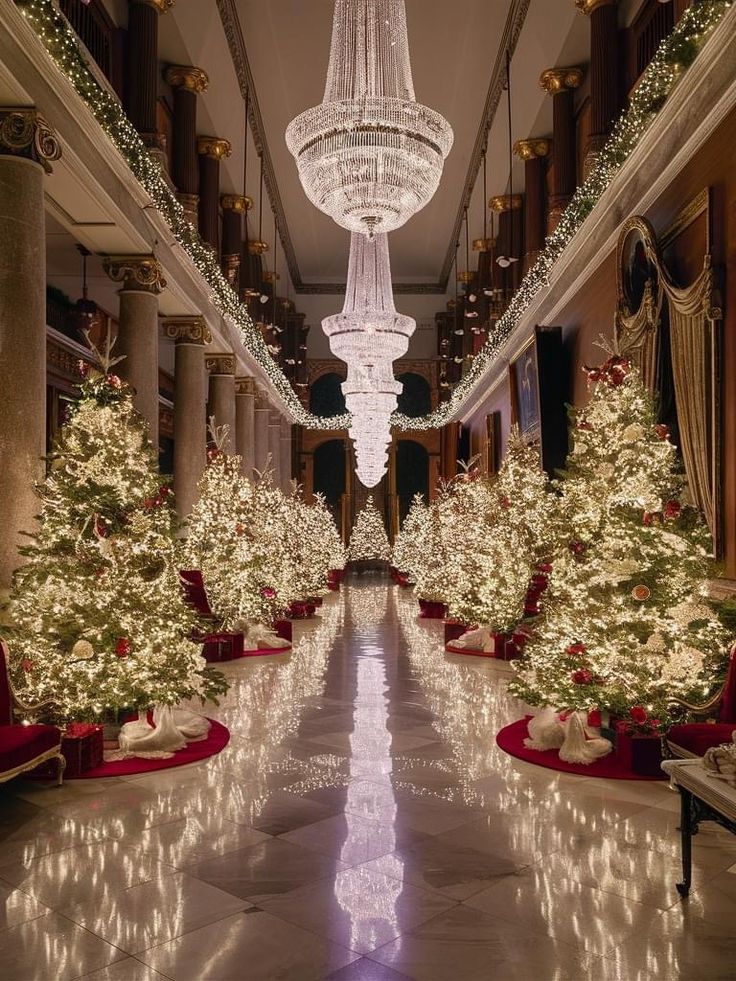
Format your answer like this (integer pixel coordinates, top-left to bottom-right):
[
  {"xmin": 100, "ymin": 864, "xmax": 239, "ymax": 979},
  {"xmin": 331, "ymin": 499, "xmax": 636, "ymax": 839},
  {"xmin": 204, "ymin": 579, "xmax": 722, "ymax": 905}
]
[
  {"xmin": 524, "ymin": 706, "xmax": 565, "ymax": 750},
  {"xmin": 558, "ymin": 712, "xmax": 613, "ymax": 764},
  {"xmin": 244, "ymin": 623, "xmax": 291, "ymax": 650},
  {"xmin": 454, "ymin": 627, "xmax": 495, "ymax": 652},
  {"xmin": 112, "ymin": 706, "xmax": 211, "ymax": 760}
]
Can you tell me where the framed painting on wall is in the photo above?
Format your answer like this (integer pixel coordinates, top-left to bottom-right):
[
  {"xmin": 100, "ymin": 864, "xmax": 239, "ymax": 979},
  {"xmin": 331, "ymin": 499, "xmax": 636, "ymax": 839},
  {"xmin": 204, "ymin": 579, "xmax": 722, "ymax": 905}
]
[{"xmin": 509, "ymin": 325, "xmax": 568, "ymax": 477}]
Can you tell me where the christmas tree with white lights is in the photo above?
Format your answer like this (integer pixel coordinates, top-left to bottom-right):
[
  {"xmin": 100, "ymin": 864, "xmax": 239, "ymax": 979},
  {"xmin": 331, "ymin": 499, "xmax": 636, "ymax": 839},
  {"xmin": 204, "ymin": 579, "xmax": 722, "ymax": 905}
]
[
  {"xmin": 348, "ymin": 497, "xmax": 391, "ymax": 562},
  {"xmin": 392, "ymin": 493, "xmax": 427, "ymax": 578},
  {"xmin": 446, "ymin": 433, "xmax": 557, "ymax": 632},
  {"xmin": 184, "ymin": 426, "xmax": 282, "ymax": 630},
  {"xmin": 510, "ymin": 357, "xmax": 729, "ymax": 723},
  {"xmin": 5, "ymin": 359, "xmax": 227, "ymax": 723},
  {"xmin": 412, "ymin": 489, "xmax": 453, "ymax": 603}
]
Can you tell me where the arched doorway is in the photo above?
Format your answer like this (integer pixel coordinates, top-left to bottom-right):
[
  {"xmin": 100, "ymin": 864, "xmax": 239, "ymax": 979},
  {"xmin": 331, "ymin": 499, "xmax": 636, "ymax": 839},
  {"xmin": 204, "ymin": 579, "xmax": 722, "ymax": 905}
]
[
  {"xmin": 309, "ymin": 373, "xmax": 346, "ymax": 417},
  {"xmin": 396, "ymin": 372, "xmax": 431, "ymax": 418},
  {"xmin": 395, "ymin": 440, "xmax": 429, "ymax": 524},
  {"xmin": 313, "ymin": 439, "xmax": 346, "ymax": 527}
]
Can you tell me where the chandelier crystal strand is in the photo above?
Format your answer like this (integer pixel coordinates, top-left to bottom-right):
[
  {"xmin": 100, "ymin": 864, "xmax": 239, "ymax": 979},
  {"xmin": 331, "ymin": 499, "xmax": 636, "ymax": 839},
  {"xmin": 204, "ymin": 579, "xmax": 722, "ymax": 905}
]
[{"xmin": 286, "ymin": 0, "xmax": 453, "ymax": 237}]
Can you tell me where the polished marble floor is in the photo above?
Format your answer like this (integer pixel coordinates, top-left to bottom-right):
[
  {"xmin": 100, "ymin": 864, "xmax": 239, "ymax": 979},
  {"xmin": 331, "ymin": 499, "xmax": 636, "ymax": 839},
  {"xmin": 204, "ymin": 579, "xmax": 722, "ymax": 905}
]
[{"xmin": 3, "ymin": 578, "xmax": 736, "ymax": 980}]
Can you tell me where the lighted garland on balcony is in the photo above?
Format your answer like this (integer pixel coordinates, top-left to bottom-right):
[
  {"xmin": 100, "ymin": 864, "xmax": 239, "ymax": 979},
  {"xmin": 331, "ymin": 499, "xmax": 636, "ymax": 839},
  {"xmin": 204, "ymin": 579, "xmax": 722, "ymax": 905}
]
[
  {"xmin": 16, "ymin": 0, "xmax": 732, "ymax": 433},
  {"xmin": 15, "ymin": 0, "xmax": 350, "ymax": 430}
]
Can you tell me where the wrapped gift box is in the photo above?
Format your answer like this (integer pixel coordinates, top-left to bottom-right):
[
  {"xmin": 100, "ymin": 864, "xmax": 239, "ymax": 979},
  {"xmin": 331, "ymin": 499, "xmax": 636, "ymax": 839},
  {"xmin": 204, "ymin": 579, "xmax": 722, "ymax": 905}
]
[
  {"xmin": 444, "ymin": 620, "xmax": 472, "ymax": 645},
  {"xmin": 289, "ymin": 600, "xmax": 316, "ymax": 619},
  {"xmin": 273, "ymin": 619, "xmax": 293, "ymax": 643},
  {"xmin": 418, "ymin": 599, "xmax": 447, "ymax": 620},
  {"xmin": 30, "ymin": 722, "xmax": 104, "ymax": 778},
  {"xmin": 615, "ymin": 722, "xmax": 664, "ymax": 776},
  {"xmin": 201, "ymin": 632, "xmax": 244, "ymax": 662}
]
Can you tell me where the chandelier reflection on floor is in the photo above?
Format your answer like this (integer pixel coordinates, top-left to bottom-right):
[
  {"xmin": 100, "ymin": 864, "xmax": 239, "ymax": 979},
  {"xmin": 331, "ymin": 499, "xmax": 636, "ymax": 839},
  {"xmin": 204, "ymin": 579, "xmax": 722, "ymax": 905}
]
[{"xmin": 286, "ymin": 0, "xmax": 453, "ymax": 238}]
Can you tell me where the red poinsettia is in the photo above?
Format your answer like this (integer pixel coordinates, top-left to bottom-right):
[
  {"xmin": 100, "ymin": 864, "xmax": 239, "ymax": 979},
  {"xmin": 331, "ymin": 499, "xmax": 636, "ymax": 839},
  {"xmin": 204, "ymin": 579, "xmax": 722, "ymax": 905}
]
[
  {"xmin": 566, "ymin": 642, "xmax": 587, "ymax": 657},
  {"xmin": 569, "ymin": 540, "xmax": 586, "ymax": 556},
  {"xmin": 260, "ymin": 587, "xmax": 276, "ymax": 600},
  {"xmin": 629, "ymin": 705, "xmax": 648, "ymax": 724},
  {"xmin": 654, "ymin": 423, "xmax": 670, "ymax": 441},
  {"xmin": 21, "ymin": 659, "xmax": 33, "ymax": 673},
  {"xmin": 663, "ymin": 499, "xmax": 681, "ymax": 521},
  {"xmin": 107, "ymin": 375, "xmax": 123, "ymax": 389},
  {"xmin": 571, "ymin": 668, "xmax": 594, "ymax": 685}
]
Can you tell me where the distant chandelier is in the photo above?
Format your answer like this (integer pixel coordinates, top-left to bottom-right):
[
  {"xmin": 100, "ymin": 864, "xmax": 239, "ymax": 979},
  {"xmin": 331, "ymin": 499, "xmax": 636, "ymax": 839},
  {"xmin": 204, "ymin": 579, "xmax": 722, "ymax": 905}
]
[
  {"xmin": 323, "ymin": 232, "xmax": 416, "ymax": 364},
  {"xmin": 286, "ymin": 0, "xmax": 453, "ymax": 237}
]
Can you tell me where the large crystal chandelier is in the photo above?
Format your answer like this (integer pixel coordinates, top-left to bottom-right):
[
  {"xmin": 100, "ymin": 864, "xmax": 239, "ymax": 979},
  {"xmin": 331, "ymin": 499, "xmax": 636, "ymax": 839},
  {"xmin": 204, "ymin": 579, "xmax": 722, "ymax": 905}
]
[
  {"xmin": 323, "ymin": 233, "xmax": 413, "ymax": 487},
  {"xmin": 286, "ymin": 0, "xmax": 453, "ymax": 237}
]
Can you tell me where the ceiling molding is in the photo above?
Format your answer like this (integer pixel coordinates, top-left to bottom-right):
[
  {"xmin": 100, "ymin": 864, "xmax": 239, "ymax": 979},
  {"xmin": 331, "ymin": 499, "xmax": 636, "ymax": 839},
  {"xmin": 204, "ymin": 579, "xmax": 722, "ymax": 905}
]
[{"xmin": 216, "ymin": 0, "xmax": 530, "ymax": 296}]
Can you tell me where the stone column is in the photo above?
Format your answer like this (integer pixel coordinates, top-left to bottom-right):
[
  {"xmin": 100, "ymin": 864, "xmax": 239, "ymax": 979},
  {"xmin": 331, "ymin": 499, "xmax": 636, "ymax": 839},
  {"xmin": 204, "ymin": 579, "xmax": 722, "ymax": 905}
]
[
  {"xmin": 235, "ymin": 376, "xmax": 256, "ymax": 478},
  {"xmin": 489, "ymin": 194, "xmax": 524, "ymax": 298},
  {"xmin": 0, "ymin": 109, "xmax": 61, "ymax": 591},
  {"xmin": 268, "ymin": 411, "xmax": 282, "ymax": 487},
  {"xmin": 254, "ymin": 388, "xmax": 270, "ymax": 474},
  {"xmin": 205, "ymin": 353, "xmax": 236, "ymax": 451},
  {"xmin": 221, "ymin": 195, "xmax": 251, "ymax": 289},
  {"xmin": 162, "ymin": 317, "xmax": 211, "ymax": 520},
  {"xmin": 540, "ymin": 67, "xmax": 583, "ymax": 229},
  {"xmin": 103, "ymin": 255, "xmax": 166, "ymax": 449},
  {"xmin": 576, "ymin": 0, "xmax": 619, "ymax": 173},
  {"xmin": 127, "ymin": 0, "xmax": 173, "ymax": 160},
  {"xmin": 197, "ymin": 137, "xmax": 231, "ymax": 254},
  {"xmin": 513, "ymin": 139, "xmax": 550, "ymax": 271},
  {"xmin": 164, "ymin": 65, "xmax": 208, "ymax": 227},
  {"xmin": 280, "ymin": 418, "xmax": 292, "ymax": 492}
]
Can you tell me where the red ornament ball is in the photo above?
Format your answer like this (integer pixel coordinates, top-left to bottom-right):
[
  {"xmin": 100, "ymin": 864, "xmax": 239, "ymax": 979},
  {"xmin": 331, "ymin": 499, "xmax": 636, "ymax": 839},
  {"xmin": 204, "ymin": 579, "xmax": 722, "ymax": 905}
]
[
  {"xmin": 632, "ymin": 584, "xmax": 651, "ymax": 602},
  {"xmin": 569, "ymin": 540, "xmax": 586, "ymax": 556},
  {"xmin": 654, "ymin": 423, "xmax": 670, "ymax": 441},
  {"xmin": 115, "ymin": 637, "xmax": 131, "ymax": 658},
  {"xmin": 260, "ymin": 587, "xmax": 276, "ymax": 600}
]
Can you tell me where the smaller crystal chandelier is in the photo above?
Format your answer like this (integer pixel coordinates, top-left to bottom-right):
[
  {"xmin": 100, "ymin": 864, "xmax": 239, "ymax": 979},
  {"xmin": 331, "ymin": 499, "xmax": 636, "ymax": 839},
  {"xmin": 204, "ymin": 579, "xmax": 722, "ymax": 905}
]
[{"xmin": 286, "ymin": 0, "xmax": 453, "ymax": 237}]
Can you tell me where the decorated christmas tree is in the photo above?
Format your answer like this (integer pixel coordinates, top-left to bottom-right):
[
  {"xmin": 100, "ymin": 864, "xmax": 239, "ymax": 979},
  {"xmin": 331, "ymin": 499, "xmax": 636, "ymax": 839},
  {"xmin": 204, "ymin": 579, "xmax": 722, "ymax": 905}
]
[
  {"xmin": 348, "ymin": 497, "xmax": 390, "ymax": 562},
  {"xmin": 510, "ymin": 356, "xmax": 729, "ymax": 723},
  {"xmin": 412, "ymin": 488, "xmax": 454, "ymax": 603},
  {"xmin": 392, "ymin": 493, "xmax": 427, "ymax": 578},
  {"xmin": 4, "ymin": 354, "xmax": 227, "ymax": 723},
  {"xmin": 184, "ymin": 424, "xmax": 281, "ymax": 630},
  {"xmin": 445, "ymin": 434, "xmax": 557, "ymax": 634}
]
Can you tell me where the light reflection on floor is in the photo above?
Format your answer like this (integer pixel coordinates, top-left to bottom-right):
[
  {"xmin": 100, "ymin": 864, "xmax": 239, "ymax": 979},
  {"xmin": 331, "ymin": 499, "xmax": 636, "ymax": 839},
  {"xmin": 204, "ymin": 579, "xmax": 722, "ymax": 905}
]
[{"xmin": 2, "ymin": 576, "xmax": 736, "ymax": 980}]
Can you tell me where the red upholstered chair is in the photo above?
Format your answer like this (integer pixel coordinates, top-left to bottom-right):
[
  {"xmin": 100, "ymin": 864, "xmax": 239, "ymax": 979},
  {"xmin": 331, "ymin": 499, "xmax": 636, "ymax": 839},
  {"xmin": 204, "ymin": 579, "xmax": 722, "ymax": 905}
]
[
  {"xmin": 667, "ymin": 644, "xmax": 736, "ymax": 759},
  {"xmin": 0, "ymin": 642, "xmax": 65, "ymax": 786}
]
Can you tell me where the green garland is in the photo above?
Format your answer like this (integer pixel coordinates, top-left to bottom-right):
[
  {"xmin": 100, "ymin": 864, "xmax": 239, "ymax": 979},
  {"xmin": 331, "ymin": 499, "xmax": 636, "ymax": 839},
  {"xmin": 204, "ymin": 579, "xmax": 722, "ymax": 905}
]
[{"xmin": 15, "ymin": 0, "xmax": 733, "ymax": 432}]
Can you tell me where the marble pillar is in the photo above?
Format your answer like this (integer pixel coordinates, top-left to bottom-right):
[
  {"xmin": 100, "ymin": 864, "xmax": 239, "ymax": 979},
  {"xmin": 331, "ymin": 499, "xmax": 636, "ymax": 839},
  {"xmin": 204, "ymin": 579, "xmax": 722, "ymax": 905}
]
[
  {"xmin": 576, "ymin": 0, "xmax": 619, "ymax": 173},
  {"xmin": 268, "ymin": 411, "xmax": 282, "ymax": 487},
  {"xmin": 162, "ymin": 317, "xmax": 211, "ymax": 520},
  {"xmin": 513, "ymin": 139, "xmax": 551, "ymax": 272},
  {"xmin": 206, "ymin": 353, "xmax": 237, "ymax": 452},
  {"xmin": 164, "ymin": 65, "xmax": 208, "ymax": 227},
  {"xmin": 254, "ymin": 389, "xmax": 270, "ymax": 474},
  {"xmin": 540, "ymin": 67, "xmax": 583, "ymax": 229},
  {"xmin": 103, "ymin": 255, "xmax": 166, "ymax": 450},
  {"xmin": 235, "ymin": 376, "xmax": 256, "ymax": 478},
  {"xmin": 127, "ymin": 0, "xmax": 172, "ymax": 161},
  {"xmin": 280, "ymin": 418, "xmax": 292, "ymax": 492},
  {"xmin": 197, "ymin": 137, "xmax": 231, "ymax": 254},
  {"xmin": 0, "ymin": 109, "xmax": 60, "ymax": 590}
]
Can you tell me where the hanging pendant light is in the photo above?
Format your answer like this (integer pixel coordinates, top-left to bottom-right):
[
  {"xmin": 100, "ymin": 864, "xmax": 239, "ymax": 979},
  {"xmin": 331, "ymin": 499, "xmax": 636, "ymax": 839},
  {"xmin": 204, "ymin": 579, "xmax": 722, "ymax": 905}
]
[
  {"xmin": 71, "ymin": 244, "xmax": 99, "ymax": 338},
  {"xmin": 496, "ymin": 50, "xmax": 520, "ymax": 270},
  {"xmin": 286, "ymin": 0, "xmax": 453, "ymax": 237}
]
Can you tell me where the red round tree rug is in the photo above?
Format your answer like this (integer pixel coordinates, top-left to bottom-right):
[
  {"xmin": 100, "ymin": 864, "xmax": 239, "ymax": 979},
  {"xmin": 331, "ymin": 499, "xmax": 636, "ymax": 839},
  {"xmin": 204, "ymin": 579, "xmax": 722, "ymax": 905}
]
[{"xmin": 496, "ymin": 716, "xmax": 665, "ymax": 781}]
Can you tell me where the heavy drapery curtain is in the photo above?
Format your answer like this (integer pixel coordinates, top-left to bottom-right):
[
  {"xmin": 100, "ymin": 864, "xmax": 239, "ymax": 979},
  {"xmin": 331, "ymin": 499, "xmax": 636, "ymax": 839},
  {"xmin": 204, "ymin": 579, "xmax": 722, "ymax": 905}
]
[
  {"xmin": 615, "ymin": 277, "xmax": 663, "ymax": 392},
  {"xmin": 662, "ymin": 258, "xmax": 719, "ymax": 538}
]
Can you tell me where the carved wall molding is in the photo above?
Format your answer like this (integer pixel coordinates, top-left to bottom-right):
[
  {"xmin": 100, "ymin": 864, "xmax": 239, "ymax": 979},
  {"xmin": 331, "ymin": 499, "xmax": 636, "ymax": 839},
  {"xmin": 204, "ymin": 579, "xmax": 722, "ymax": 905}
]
[
  {"xmin": 539, "ymin": 67, "xmax": 584, "ymax": 95},
  {"xmin": 164, "ymin": 65, "xmax": 209, "ymax": 93},
  {"xmin": 235, "ymin": 376, "xmax": 255, "ymax": 396},
  {"xmin": 514, "ymin": 138, "xmax": 551, "ymax": 160},
  {"xmin": 0, "ymin": 108, "xmax": 61, "ymax": 173},
  {"xmin": 196, "ymin": 136, "xmax": 231, "ymax": 160}
]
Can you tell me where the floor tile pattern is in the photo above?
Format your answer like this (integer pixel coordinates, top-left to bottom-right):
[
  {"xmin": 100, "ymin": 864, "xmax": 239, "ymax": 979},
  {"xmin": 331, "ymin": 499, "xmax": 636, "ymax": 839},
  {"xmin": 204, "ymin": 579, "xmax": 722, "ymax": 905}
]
[{"xmin": 2, "ymin": 578, "xmax": 736, "ymax": 980}]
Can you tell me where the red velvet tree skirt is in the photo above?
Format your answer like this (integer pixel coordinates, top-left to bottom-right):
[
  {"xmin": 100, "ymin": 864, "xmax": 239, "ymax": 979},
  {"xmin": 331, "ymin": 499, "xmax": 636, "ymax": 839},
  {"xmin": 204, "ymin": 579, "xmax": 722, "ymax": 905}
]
[
  {"xmin": 496, "ymin": 717, "xmax": 665, "ymax": 781},
  {"xmin": 236, "ymin": 644, "xmax": 292, "ymax": 658},
  {"xmin": 34, "ymin": 718, "xmax": 230, "ymax": 780}
]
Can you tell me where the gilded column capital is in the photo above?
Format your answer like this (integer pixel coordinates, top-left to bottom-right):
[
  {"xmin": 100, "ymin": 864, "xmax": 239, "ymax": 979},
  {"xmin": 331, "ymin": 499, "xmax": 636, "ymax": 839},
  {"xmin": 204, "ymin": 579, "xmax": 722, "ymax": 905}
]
[
  {"xmin": 235, "ymin": 376, "xmax": 256, "ymax": 396},
  {"xmin": 164, "ymin": 65, "xmax": 209, "ymax": 93},
  {"xmin": 103, "ymin": 255, "xmax": 166, "ymax": 293},
  {"xmin": 254, "ymin": 386, "xmax": 271, "ymax": 410},
  {"xmin": 489, "ymin": 194, "xmax": 523, "ymax": 213},
  {"xmin": 540, "ymin": 67, "xmax": 584, "ymax": 95},
  {"xmin": 0, "ymin": 109, "xmax": 61, "ymax": 174},
  {"xmin": 132, "ymin": 0, "xmax": 175, "ymax": 12},
  {"xmin": 197, "ymin": 136, "xmax": 232, "ymax": 161},
  {"xmin": 574, "ymin": 0, "xmax": 616, "ymax": 14},
  {"xmin": 221, "ymin": 194, "xmax": 253, "ymax": 214},
  {"xmin": 472, "ymin": 237, "xmax": 495, "ymax": 252},
  {"xmin": 205, "ymin": 353, "xmax": 236, "ymax": 375},
  {"xmin": 513, "ymin": 138, "xmax": 552, "ymax": 161},
  {"xmin": 161, "ymin": 316, "xmax": 211, "ymax": 344},
  {"xmin": 248, "ymin": 239, "xmax": 270, "ymax": 255}
]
